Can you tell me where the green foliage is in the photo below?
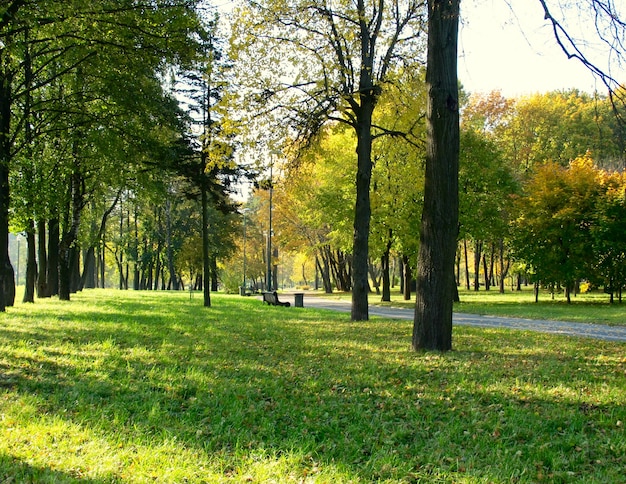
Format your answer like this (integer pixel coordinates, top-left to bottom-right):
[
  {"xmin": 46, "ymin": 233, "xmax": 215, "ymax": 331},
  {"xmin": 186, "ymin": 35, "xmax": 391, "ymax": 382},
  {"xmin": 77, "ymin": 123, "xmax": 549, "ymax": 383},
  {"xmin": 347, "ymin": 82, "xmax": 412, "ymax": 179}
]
[
  {"xmin": 512, "ymin": 154, "xmax": 626, "ymax": 298},
  {"xmin": 0, "ymin": 290, "xmax": 625, "ymax": 482},
  {"xmin": 502, "ymin": 90, "xmax": 620, "ymax": 171}
]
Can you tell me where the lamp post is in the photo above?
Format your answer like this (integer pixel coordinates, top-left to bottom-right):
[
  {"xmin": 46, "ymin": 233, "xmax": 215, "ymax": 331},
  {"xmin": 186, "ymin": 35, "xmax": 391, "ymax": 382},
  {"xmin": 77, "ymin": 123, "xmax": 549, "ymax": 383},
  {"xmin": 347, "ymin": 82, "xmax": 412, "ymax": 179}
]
[
  {"xmin": 266, "ymin": 163, "xmax": 273, "ymax": 292},
  {"xmin": 242, "ymin": 208, "xmax": 248, "ymax": 294}
]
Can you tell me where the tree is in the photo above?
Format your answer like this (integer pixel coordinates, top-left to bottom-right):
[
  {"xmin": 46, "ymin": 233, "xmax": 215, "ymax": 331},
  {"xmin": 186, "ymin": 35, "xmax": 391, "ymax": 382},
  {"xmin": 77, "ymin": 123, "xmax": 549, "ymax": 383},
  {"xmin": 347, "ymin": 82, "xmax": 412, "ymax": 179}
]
[
  {"xmin": 412, "ymin": 0, "xmax": 459, "ymax": 351},
  {"xmin": 512, "ymin": 155, "xmax": 602, "ymax": 303},
  {"xmin": 0, "ymin": 1, "xmax": 206, "ymax": 309},
  {"xmin": 592, "ymin": 170, "xmax": 626, "ymax": 301},
  {"xmin": 231, "ymin": 0, "xmax": 427, "ymax": 320},
  {"xmin": 413, "ymin": 0, "xmax": 626, "ymax": 351}
]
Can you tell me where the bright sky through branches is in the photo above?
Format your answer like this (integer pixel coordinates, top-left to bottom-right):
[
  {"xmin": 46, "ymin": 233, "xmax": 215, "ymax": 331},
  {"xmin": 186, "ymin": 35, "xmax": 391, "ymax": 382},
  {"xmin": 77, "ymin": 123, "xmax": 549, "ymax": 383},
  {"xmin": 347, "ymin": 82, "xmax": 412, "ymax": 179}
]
[{"xmin": 459, "ymin": 0, "xmax": 626, "ymax": 97}]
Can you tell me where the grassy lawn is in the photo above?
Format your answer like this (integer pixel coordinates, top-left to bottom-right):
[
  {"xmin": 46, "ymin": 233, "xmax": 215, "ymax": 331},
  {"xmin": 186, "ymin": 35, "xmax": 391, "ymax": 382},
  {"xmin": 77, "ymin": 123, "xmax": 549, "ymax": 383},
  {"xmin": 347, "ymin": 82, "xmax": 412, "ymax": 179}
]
[{"xmin": 1, "ymin": 290, "xmax": 625, "ymax": 483}]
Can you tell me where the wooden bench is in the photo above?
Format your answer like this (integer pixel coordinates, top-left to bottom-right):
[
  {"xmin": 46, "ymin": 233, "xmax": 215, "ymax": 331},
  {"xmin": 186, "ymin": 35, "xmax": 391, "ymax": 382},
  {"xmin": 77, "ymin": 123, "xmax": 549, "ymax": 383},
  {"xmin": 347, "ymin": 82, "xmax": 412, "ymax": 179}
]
[{"xmin": 262, "ymin": 291, "xmax": 291, "ymax": 307}]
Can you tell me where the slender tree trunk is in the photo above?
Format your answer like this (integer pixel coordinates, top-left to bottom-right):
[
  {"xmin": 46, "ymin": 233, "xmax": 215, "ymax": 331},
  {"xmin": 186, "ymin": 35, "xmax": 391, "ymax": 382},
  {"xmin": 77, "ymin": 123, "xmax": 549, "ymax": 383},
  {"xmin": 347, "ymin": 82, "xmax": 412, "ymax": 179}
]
[
  {"xmin": 473, "ymin": 240, "xmax": 482, "ymax": 291},
  {"xmin": 413, "ymin": 0, "xmax": 460, "ymax": 352},
  {"xmin": 211, "ymin": 256, "xmax": 219, "ymax": 292},
  {"xmin": 133, "ymin": 203, "xmax": 139, "ymax": 291},
  {"xmin": 154, "ymin": 240, "xmax": 162, "ymax": 290},
  {"xmin": 200, "ymin": 185, "xmax": 211, "ymax": 308},
  {"xmin": 37, "ymin": 219, "xmax": 49, "ymax": 297},
  {"xmin": 498, "ymin": 238, "xmax": 509, "ymax": 294},
  {"xmin": 99, "ymin": 236, "xmax": 105, "ymax": 288},
  {"xmin": 23, "ymin": 221, "xmax": 37, "ymax": 303},
  {"xmin": 316, "ymin": 251, "xmax": 332, "ymax": 293},
  {"xmin": 368, "ymin": 259, "xmax": 381, "ymax": 295},
  {"xmin": 482, "ymin": 250, "xmax": 490, "ymax": 291},
  {"xmin": 381, "ymin": 229, "xmax": 393, "ymax": 302},
  {"xmin": 47, "ymin": 218, "xmax": 59, "ymax": 296},
  {"xmin": 165, "ymin": 198, "xmax": 178, "ymax": 290},
  {"xmin": 59, "ymin": 164, "xmax": 85, "ymax": 301},
  {"xmin": 81, "ymin": 247, "xmax": 96, "ymax": 289},
  {"xmin": 402, "ymin": 254, "xmax": 412, "ymax": 301}
]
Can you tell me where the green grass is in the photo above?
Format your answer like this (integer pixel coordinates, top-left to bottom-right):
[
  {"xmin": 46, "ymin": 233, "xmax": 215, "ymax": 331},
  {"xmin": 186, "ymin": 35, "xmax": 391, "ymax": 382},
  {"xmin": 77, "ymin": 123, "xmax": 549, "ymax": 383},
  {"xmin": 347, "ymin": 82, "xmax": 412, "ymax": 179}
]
[{"xmin": 1, "ymin": 290, "xmax": 625, "ymax": 482}]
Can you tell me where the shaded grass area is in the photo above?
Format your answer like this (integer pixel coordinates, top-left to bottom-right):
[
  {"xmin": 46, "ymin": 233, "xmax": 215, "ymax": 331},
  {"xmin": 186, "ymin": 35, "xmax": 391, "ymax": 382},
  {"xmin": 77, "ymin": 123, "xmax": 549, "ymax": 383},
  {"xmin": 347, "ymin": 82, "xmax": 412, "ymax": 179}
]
[{"xmin": 1, "ymin": 290, "xmax": 625, "ymax": 482}]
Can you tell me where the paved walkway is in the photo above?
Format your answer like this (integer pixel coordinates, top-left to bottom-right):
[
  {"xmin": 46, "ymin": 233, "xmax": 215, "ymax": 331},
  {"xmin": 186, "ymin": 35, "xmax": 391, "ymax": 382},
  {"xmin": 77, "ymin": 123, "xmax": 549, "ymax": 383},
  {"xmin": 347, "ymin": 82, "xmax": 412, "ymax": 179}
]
[{"xmin": 293, "ymin": 295, "xmax": 626, "ymax": 343}]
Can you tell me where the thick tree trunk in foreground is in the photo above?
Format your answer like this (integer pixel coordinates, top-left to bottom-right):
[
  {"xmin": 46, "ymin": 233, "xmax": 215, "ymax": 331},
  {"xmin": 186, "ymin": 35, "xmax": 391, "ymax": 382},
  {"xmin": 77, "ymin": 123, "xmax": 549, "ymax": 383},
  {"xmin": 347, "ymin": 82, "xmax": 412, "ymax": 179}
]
[
  {"xmin": 413, "ymin": 0, "xmax": 460, "ymax": 352},
  {"xmin": 0, "ymin": 63, "xmax": 12, "ymax": 311},
  {"xmin": 351, "ymin": 97, "xmax": 375, "ymax": 321}
]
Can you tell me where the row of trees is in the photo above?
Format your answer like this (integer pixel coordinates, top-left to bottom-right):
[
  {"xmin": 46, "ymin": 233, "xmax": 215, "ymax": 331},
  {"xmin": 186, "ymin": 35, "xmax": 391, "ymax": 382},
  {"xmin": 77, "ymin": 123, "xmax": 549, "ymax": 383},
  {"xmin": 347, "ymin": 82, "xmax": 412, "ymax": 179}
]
[
  {"xmin": 4, "ymin": 0, "xmax": 625, "ymax": 353},
  {"xmin": 1, "ymin": 2, "xmax": 248, "ymax": 310},
  {"xmin": 228, "ymin": 0, "xmax": 626, "ymax": 351},
  {"xmin": 229, "ymin": 87, "xmax": 626, "ymax": 308}
]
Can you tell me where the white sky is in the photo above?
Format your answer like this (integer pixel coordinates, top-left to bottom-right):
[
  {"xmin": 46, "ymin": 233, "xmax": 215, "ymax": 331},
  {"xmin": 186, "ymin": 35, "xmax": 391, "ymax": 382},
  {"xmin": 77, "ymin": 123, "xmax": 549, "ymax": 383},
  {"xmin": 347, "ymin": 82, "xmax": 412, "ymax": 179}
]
[{"xmin": 458, "ymin": 0, "xmax": 625, "ymax": 97}]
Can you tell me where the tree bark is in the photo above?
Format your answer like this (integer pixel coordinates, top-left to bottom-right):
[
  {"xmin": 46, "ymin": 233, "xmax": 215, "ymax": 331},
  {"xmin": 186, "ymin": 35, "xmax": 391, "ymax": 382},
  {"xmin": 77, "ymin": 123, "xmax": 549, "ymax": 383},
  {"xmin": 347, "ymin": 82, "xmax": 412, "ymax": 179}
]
[
  {"xmin": 23, "ymin": 221, "xmax": 37, "ymax": 303},
  {"xmin": 59, "ymin": 169, "xmax": 84, "ymax": 301},
  {"xmin": 200, "ymin": 186, "xmax": 211, "ymax": 308},
  {"xmin": 351, "ymin": 94, "xmax": 375, "ymax": 320},
  {"xmin": 0, "ymin": 60, "xmax": 12, "ymax": 312},
  {"xmin": 482, "ymin": 248, "xmax": 490, "ymax": 290},
  {"xmin": 37, "ymin": 218, "xmax": 49, "ymax": 297},
  {"xmin": 413, "ymin": 0, "xmax": 460, "ymax": 352},
  {"xmin": 381, "ymin": 229, "xmax": 393, "ymax": 302},
  {"xmin": 47, "ymin": 218, "xmax": 59, "ymax": 296},
  {"xmin": 473, "ymin": 239, "xmax": 482, "ymax": 291},
  {"xmin": 165, "ymin": 198, "xmax": 178, "ymax": 290},
  {"xmin": 402, "ymin": 254, "xmax": 412, "ymax": 301}
]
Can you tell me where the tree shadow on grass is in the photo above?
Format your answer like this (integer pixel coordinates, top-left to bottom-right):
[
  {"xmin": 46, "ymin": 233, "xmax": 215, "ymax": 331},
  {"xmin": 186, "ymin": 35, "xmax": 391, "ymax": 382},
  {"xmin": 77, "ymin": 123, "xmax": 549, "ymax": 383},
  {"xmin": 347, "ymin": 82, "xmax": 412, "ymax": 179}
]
[
  {"xmin": 0, "ymin": 453, "xmax": 115, "ymax": 483},
  {"xmin": 1, "ymin": 294, "xmax": 625, "ymax": 481}
]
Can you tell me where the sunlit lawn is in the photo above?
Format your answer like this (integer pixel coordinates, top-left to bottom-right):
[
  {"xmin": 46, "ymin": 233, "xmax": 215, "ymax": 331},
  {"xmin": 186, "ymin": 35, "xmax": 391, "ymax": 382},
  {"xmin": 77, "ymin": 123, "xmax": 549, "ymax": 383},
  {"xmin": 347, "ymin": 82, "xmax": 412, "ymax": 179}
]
[{"xmin": 1, "ymin": 289, "xmax": 625, "ymax": 482}]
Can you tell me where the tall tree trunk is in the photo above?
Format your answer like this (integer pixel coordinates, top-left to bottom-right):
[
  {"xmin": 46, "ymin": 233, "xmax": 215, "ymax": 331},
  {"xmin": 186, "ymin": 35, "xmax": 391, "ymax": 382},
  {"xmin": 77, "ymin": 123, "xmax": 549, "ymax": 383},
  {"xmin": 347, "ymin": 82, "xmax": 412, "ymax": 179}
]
[
  {"xmin": 381, "ymin": 229, "xmax": 393, "ymax": 302},
  {"xmin": 413, "ymin": 0, "xmax": 459, "ymax": 352},
  {"xmin": 402, "ymin": 254, "xmax": 412, "ymax": 301},
  {"xmin": 473, "ymin": 239, "xmax": 482, "ymax": 291},
  {"xmin": 482, "ymin": 250, "xmax": 490, "ymax": 291},
  {"xmin": 23, "ymin": 221, "xmax": 37, "ymax": 303},
  {"xmin": 0, "ymin": 61, "xmax": 13, "ymax": 312},
  {"xmin": 211, "ymin": 256, "xmax": 219, "ymax": 292},
  {"xmin": 83, "ymin": 191, "xmax": 121, "ymax": 290},
  {"xmin": 316, "ymin": 251, "xmax": 332, "ymax": 293},
  {"xmin": 201, "ymin": 187, "xmax": 211, "ymax": 306},
  {"xmin": 99, "ymin": 235, "xmax": 105, "ymax": 288},
  {"xmin": 81, "ymin": 247, "xmax": 96, "ymax": 290},
  {"xmin": 47, "ymin": 218, "xmax": 59, "ymax": 296},
  {"xmin": 59, "ymin": 168, "xmax": 85, "ymax": 301},
  {"xmin": 165, "ymin": 198, "xmax": 178, "ymax": 291},
  {"xmin": 498, "ymin": 238, "xmax": 509, "ymax": 294},
  {"xmin": 368, "ymin": 259, "xmax": 381, "ymax": 295},
  {"xmin": 133, "ymin": 203, "xmax": 139, "ymax": 291},
  {"xmin": 351, "ymin": 93, "xmax": 375, "ymax": 320},
  {"xmin": 37, "ymin": 219, "xmax": 49, "ymax": 297},
  {"xmin": 154, "ymin": 239, "xmax": 162, "ymax": 290}
]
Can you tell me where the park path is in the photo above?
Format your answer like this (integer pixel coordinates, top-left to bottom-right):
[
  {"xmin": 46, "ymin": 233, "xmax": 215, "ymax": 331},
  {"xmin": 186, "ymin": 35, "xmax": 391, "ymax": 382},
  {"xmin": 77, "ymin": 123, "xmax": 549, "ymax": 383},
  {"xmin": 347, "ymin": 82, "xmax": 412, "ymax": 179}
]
[{"xmin": 291, "ymin": 295, "xmax": 626, "ymax": 343}]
